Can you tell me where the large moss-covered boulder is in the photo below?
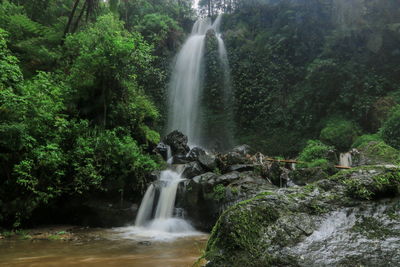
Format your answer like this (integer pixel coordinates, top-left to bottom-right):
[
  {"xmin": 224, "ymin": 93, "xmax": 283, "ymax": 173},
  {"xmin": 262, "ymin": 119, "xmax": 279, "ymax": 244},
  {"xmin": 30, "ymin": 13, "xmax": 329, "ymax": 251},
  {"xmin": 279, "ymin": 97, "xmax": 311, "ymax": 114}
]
[
  {"xmin": 204, "ymin": 166, "xmax": 400, "ymax": 266},
  {"xmin": 176, "ymin": 171, "xmax": 275, "ymax": 231},
  {"xmin": 353, "ymin": 141, "xmax": 400, "ymax": 166}
]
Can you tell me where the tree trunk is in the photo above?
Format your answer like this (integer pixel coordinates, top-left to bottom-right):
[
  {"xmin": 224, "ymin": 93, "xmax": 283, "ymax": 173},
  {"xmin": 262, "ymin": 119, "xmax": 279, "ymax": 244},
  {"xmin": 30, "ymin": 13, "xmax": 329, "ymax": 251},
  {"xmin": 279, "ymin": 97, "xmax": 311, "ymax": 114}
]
[
  {"xmin": 61, "ymin": 0, "xmax": 81, "ymax": 45},
  {"xmin": 72, "ymin": 0, "xmax": 87, "ymax": 34}
]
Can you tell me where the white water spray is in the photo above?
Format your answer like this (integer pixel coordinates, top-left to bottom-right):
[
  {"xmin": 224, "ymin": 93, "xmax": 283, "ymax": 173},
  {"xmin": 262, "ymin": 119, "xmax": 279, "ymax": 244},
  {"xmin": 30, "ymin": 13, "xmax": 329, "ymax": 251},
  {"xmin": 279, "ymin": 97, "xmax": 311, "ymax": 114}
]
[
  {"xmin": 339, "ymin": 152, "xmax": 352, "ymax": 167},
  {"xmin": 167, "ymin": 14, "xmax": 230, "ymax": 147}
]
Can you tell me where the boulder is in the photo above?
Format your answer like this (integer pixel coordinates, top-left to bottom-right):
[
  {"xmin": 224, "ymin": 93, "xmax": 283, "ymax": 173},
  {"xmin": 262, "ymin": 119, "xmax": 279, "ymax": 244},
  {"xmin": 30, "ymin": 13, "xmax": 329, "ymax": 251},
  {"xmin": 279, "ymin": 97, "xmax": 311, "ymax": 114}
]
[
  {"xmin": 171, "ymin": 154, "xmax": 191, "ymax": 164},
  {"xmin": 227, "ymin": 164, "xmax": 254, "ymax": 172},
  {"xmin": 181, "ymin": 161, "xmax": 204, "ymax": 179},
  {"xmin": 148, "ymin": 170, "xmax": 160, "ymax": 182},
  {"xmin": 163, "ymin": 130, "xmax": 190, "ymax": 156},
  {"xmin": 214, "ymin": 171, "xmax": 241, "ymax": 185},
  {"xmin": 198, "ymin": 153, "xmax": 217, "ymax": 171},
  {"xmin": 232, "ymin": 144, "xmax": 253, "ymax": 155},
  {"xmin": 288, "ymin": 167, "xmax": 331, "ymax": 186},
  {"xmin": 176, "ymin": 171, "xmax": 276, "ymax": 231},
  {"xmin": 204, "ymin": 165, "xmax": 400, "ymax": 266},
  {"xmin": 153, "ymin": 142, "xmax": 169, "ymax": 160},
  {"xmin": 352, "ymin": 141, "xmax": 400, "ymax": 166},
  {"xmin": 187, "ymin": 147, "xmax": 206, "ymax": 161}
]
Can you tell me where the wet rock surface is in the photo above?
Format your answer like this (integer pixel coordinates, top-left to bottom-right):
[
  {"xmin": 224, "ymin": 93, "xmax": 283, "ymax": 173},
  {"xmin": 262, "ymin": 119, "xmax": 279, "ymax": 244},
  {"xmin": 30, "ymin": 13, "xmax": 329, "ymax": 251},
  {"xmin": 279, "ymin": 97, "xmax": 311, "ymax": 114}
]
[
  {"xmin": 204, "ymin": 165, "xmax": 400, "ymax": 267},
  {"xmin": 163, "ymin": 130, "xmax": 190, "ymax": 156}
]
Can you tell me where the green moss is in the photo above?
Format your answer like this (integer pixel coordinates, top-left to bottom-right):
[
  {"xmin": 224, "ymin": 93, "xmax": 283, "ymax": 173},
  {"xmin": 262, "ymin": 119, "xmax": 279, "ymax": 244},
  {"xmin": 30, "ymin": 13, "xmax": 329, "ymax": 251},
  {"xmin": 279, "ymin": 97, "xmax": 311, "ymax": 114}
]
[
  {"xmin": 352, "ymin": 134, "xmax": 381, "ymax": 148},
  {"xmin": 213, "ymin": 167, "xmax": 222, "ymax": 175},
  {"xmin": 351, "ymin": 217, "xmax": 398, "ymax": 239},
  {"xmin": 358, "ymin": 141, "xmax": 400, "ymax": 164},
  {"xmin": 297, "ymin": 140, "xmax": 334, "ymax": 168},
  {"xmin": 212, "ymin": 184, "xmax": 226, "ymax": 201},
  {"xmin": 385, "ymin": 201, "xmax": 400, "ymax": 220},
  {"xmin": 230, "ymin": 186, "xmax": 239, "ymax": 195},
  {"xmin": 309, "ymin": 200, "xmax": 329, "ymax": 215},
  {"xmin": 205, "ymin": 192, "xmax": 282, "ymax": 266},
  {"xmin": 335, "ymin": 167, "xmax": 400, "ymax": 200}
]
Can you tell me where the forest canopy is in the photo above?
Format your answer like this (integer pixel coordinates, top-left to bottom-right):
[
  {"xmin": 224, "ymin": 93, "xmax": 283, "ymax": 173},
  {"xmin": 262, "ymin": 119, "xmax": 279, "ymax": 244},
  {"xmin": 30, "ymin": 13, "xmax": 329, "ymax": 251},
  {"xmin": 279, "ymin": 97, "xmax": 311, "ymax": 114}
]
[{"xmin": 1, "ymin": 0, "xmax": 400, "ymax": 228}]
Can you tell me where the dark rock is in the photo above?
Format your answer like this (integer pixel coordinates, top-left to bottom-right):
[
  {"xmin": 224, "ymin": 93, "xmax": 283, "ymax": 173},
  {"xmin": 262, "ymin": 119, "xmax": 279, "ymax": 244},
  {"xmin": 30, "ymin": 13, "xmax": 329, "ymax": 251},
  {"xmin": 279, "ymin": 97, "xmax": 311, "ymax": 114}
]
[
  {"xmin": 176, "ymin": 171, "xmax": 275, "ymax": 231},
  {"xmin": 62, "ymin": 199, "xmax": 137, "ymax": 228},
  {"xmin": 187, "ymin": 147, "xmax": 206, "ymax": 161},
  {"xmin": 181, "ymin": 161, "xmax": 204, "ymax": 179},
  {"xmin": 227, "ymin": 164, "xmax": 254, "ymax": 172},
  {"xmin": 198, "ymin": 153, "xmax": 217, "ymax": 171},
  {"xmin": 214, "ymin": 171, "xmax": 241, "ymax": 185},
  {"xmin": 153, "ymin": 142, "xmax": 169, "ymax": 160},
  {"xmin": 171, "ymin": 154, "xmax": 191, "ymax": 164},
  {"xmin": 232, "ymin": 144, "xmax": 253, "ymax": 155},
  {"xmin": 224, "ymin": 151, "xmax": 251, "ymax": 167},
  {"xmin": 192, "ymin": 172, "xmax": 218, "ymax": 185},
  {"xmin": 289, "ymin": 167, "xmax": 330, "ymax": 186},
  {"xmin": 163, "ymin": 130, "xmax": 190, "ymax": 156},
  {"xmin": 148, "ymin": 170, "xmax": 160, "ymax": 182},
  {"xmin": 267, "ymin": 162, "xmax": 284, "ymax": 187}
]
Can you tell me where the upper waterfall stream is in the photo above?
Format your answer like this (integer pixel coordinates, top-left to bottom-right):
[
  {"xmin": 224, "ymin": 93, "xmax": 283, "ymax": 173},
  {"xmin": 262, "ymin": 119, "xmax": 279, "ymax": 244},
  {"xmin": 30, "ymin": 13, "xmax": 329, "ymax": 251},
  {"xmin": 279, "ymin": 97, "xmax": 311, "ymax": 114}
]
[{"xmin": 167, "ymin": 14, "xmax": 230, "ymax": 148}]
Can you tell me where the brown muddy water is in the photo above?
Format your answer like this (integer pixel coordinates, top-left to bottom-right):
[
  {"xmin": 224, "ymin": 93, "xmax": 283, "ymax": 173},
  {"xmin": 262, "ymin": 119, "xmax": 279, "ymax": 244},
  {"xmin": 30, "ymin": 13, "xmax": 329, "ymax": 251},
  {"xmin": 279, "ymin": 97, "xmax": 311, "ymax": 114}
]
[{"xmin": 0, "ymin": 227, "xmax": 208, "ymax": 267}]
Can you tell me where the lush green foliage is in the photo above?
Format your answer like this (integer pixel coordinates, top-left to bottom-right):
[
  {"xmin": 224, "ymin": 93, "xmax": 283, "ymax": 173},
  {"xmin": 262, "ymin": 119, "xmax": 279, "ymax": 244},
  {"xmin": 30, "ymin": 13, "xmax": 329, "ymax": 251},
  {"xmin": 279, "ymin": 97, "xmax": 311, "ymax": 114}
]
[
  {"xmin": 381, "ymin": 107, "xmax": 400, "ymax": 150},
  {"xmin": 213, "ymin": 0, "xmax": 400, "ymax": 155},
  {"xmin": 0, "ymin": 0, "xmax": 191, "ymax": 228},
  {"xmin": 320, "ymin": 118, "xmax": 360, "ymax": 151},
  {"xmin": 357, "ymin": 141, "xmax": 400, "ymax": 165},
  {"xmin": 297, "ymin": 140, "xmax": 334, "ymax": 168},
  {"xmin": 352, "ymin": 134, "xmax": 382, "ymax": 149}
]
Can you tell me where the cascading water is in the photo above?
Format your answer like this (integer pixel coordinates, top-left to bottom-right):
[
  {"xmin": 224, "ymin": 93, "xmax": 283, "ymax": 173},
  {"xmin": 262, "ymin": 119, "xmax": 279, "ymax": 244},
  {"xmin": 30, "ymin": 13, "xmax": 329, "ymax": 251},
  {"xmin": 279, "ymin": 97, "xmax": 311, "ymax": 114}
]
[
  {"xmin": 167, "ymin": 14, "xmax": 231, "ymax": 147},
  {"xmin": 134, "ymin": 168, "xmax": 194, "ymax": 233},
  {"xmin": 339, "ymin": 152, "xmax": 352, "ymax": 167},
  {"xmin": 132, "ymin": 14, "xmax": 231, "ymax": 238}
]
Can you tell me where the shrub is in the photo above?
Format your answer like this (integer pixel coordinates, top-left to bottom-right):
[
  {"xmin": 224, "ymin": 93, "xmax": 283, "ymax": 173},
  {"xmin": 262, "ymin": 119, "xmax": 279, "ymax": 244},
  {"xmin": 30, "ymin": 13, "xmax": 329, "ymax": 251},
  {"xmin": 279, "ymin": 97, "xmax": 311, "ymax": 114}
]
[
  {"xmin": 352, "ymin": 134, "xmax": 382, "ymax": 148},
  {"xmin": 320, "ymin": 118, "xmax": 360, "ymax": 151},
  {"xmin": 381, "ymin": 107, "xmax": 400, "ymax": 150},
  {"xmin": 297, "ymin": 140, "xmax": 334, "ymax": 168}
]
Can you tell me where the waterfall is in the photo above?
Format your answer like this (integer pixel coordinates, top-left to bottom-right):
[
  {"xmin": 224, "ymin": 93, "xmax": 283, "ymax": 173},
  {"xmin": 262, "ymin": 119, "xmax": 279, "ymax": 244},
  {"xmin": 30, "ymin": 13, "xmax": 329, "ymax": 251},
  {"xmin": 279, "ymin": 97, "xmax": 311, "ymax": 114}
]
[
  {"xmin": 216, "ymin": 33, "xmax": 234, "ymax": 147},
  {"xmin": 154, "ymin": 170, "xmax": 182, "ymax": 219},
  {"xmin": 134, "ymin": 14, "xmax": 230, "ymax": 235},
  {"xmin": 135, "ymin": 169, "xmax": 194, "ymax": 232},
  {"xmin": 339, "ymin": 152, "xmax": 352, "ymax": 167},
  {"xmin": 167, "ymin": 14, "xmax": 231, "ymax": 147}
]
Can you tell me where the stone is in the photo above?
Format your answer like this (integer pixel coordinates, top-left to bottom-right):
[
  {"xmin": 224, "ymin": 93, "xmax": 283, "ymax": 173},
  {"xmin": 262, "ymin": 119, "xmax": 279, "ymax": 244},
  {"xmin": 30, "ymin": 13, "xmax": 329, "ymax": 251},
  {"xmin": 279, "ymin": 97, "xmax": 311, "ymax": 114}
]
[
  {"xmin": 148, "ymin": 170, "xmax": 160, "ymax": 182},
  {"xmin": 187, "ymin": 147, "xmax": 206, "ymax": 161},
  {"xmin": 153, "ymin": 142, "xmax": 169, "ymax": 160},
  {"xmin": 204, "ymin": 165, "xmax": 400, "ymax": 267},
  {"xmin": 198, "ymin": 153, "xmax": 217, "ymax": 171},
  {"xmin": 171, "ymin": 154, "xmax": 191, "ymax": 164},
  {"xmin": 232, "ymin": 144, "xmax": 253, "ymax": 155},
  {"xmin": 227, "ymin": 164, "xmax": 254, "ymax": 172},
  {"xmin": 181, "ymin": 161, "xmax": 204, "ymax": 179},
  {"xmin": 163, "ymin": 130, "xmax": 190, "ymax": 156},
  {"xmin": 214, "ymin": 171, "xmax": 241, "ymax": 185}
]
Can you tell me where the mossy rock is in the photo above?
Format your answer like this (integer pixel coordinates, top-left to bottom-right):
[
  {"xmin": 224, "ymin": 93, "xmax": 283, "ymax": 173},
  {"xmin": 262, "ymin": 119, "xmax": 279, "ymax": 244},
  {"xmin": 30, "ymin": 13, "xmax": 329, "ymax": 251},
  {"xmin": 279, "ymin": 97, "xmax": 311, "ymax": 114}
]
[
  {"xmin": 330, "ymin": 166, "xmax": 400, "ymax": 200},
  {"xmin": 355, "ymin": 141, "xmax": 400, "ymax": 165},
  {"xmin": 204, "ymin": 165, "xmax": 400, "ymax": 266}
]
